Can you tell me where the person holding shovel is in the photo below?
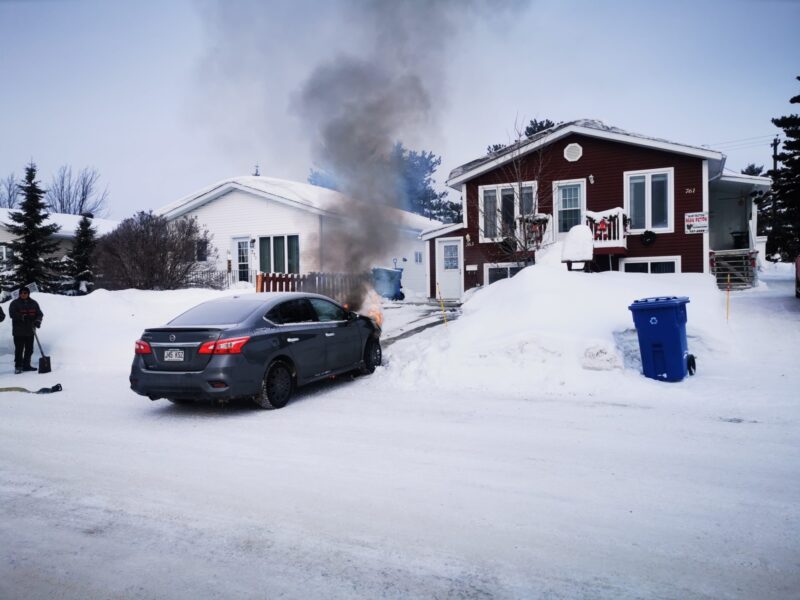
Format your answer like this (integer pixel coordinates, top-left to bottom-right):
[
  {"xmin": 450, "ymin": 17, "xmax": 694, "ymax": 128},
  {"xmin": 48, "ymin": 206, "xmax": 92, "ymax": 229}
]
[{"xmin": 9, "ymin": 286, "xmax": 43, "ymax": 374}]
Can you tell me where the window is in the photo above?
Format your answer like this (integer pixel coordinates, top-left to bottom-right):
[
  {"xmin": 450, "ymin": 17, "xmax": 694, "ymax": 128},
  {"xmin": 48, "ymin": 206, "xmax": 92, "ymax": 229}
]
[
  {"xmin": 169, "ymin": 299, "xmax": 264, "ymax": 326},
  {"xmin": 414, "ymin": 251, "xmax": 423, "ymax": 264},
  {"xmin": 557, "ymin": 183, "xmax": 582, "ymax": 233},
  {"xmin": 621, "ymin": 256, "xmax": 680, "ymax": 274},
  {"xmin": 196, "ymin": 240, "xmax": 208, "ymax": 262},
  {"xmin": 309, "ymin": 298, "xmax": 347, "ymax": 322},
  {"xmin": 485, "ymin": 262, "xmax": 526, "ymax": 285},
  {"xmin": 266, "ymin": 299, "xmax": 317, "ymax": 324},
  {"xmin": 624, "ymin": 168, "xmax": 674, "ymax": 233},
  {"xmin": 479, "ymin": 182, "xmax": 537, "ymax": 242},
  {"xmin": 0, "ymin": 244, "xmax": 13, "ymax": 265},
  {"xmin": 258, "ymin": 235, "xmax": 300, "ymax": 274},
  {"xmin": 236, "ymin": 239, "xmax": 250, "ymax": 282},
  {"xmin": 443, "ymin": 244, "xmax": 459, "ymax": 270}
]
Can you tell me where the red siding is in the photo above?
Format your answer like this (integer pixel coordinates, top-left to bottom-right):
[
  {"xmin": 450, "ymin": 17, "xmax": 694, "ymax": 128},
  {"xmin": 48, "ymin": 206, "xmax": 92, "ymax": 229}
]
[{"xmin": 461, "ymin": 133, "xmax": 705, "ymax": 287}]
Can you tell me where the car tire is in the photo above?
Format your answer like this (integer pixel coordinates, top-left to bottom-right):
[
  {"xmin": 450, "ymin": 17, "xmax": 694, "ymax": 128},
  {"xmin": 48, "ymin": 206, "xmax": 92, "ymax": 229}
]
[
  {"xmin": 360, "ymin": 338, "xmax": 382, "ymax": 375},
  {"xmin": 255, "ymin": 361, "xmax": 293, "ymax": 409}
]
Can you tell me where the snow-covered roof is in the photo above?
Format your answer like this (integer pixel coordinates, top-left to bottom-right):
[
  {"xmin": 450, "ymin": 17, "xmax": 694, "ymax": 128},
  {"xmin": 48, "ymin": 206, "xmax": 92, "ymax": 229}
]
[
  {"xmin": 717, "ymin": 169, "xmax": 771, "ymax": 189},
  {"xmin": 156, "ymin": 175, "xmax": 440, "ymax": 233},
  {"xmin": 0, "ymin": 208, "xmax": 119, "ymax": 239},
  {"xmin": 447, "ymin": 119, "xmax": 727, "ymax": 188}
]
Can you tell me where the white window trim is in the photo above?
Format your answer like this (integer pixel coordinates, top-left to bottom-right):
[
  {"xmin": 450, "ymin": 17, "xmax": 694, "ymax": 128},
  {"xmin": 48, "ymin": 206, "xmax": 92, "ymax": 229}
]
[
  {"xmin": 483, "ymin": 261, "xmax": 526, "ymax": 285},
  {"xmin": 478, "ymin": 181, "xmax": 538, "ymax": 243},
  {"xmin": 257, "ymin": 233, "xmax": 301, "ymax": 274},
  {"xmin": 552, "ymin": 178, "xmax": 587, "ymax": 237},
  {"xmin": 619, "ymin": 255, "xmax": 682, "ymax": 274},
  {"xmin": 623, "ymin": 167, "xmax": 675, "ymax": 234}
]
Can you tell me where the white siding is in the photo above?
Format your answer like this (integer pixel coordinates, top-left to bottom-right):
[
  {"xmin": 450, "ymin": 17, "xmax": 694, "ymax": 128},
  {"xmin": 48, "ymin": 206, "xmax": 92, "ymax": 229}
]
[{"xmin": 186, "ymin": 189, "xmax": 323, "ymax": 274}]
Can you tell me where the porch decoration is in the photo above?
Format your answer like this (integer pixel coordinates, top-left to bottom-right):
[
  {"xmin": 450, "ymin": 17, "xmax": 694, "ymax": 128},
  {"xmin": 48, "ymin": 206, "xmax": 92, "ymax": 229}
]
[{"xmin": 641, "ymin": 230, "xmax": 657, "ymax": 246}]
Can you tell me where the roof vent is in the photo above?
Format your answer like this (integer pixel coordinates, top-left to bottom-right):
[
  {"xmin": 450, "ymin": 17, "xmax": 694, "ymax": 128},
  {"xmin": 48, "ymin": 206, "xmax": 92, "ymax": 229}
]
[{"xmin": 564, "ymin": 143, "xmax": 583, "ymax": 162}]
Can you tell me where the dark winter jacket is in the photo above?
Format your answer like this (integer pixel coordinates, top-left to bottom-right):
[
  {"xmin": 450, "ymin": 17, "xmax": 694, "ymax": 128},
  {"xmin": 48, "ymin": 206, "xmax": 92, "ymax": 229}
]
[
  {"xmin": 0, "ymin": 305, "xmax": 4, "ymax": 322},
  {"xmin": 9, "ymin": 297, "xmax": 43, "ymax": 337}
]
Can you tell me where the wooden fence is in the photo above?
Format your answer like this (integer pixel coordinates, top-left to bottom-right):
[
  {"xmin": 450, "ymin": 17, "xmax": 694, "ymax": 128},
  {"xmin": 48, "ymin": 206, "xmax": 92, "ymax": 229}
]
[{"xmin": 256, "ymin": 272, "xmax": 371, "ymax": 304}]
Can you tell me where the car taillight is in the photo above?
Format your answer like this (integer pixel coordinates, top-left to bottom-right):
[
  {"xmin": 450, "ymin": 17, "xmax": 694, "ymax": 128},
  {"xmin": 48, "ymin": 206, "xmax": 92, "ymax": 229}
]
[
  {"xmin": 135, "ymin": 340, "xmax": 152, "ymax": 354},
  {"xmin": 198, "ymin": 336, "xmax": 250, "ymax": 355}
]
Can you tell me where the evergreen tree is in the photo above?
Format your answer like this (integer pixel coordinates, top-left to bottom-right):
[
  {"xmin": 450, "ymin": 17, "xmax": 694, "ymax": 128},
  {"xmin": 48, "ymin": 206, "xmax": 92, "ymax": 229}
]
[
  {"xmin": 741, "ymin": 163, "xmax": 765, "ymax": 176},
  {"xmin": 5, "ymin": 163, "xmax": 61, "ymax": 291},
  {"xmin": 62, "ymin": 214, "xmax": 98, "ymax": 294},
  {"xmin": 487, "ymin": 117, "xmax": 561, "ymax": 156},
  {"xmin": 765, "ymin": 76, "xmax": 800, "ymax": 261},
  {"xmin": 308, "ymin": 143, "xmax": 461, "ymax": 223}
]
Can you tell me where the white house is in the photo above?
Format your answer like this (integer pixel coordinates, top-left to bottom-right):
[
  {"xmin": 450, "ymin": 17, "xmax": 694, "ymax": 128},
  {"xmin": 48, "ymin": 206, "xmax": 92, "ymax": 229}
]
[
  {"xmin": 0, "ymin": 208, "xmax": 119, "ymax": 268},
  {"xmin": 155, "ymin": 176, "xmax": 439, "ymax": 299}
]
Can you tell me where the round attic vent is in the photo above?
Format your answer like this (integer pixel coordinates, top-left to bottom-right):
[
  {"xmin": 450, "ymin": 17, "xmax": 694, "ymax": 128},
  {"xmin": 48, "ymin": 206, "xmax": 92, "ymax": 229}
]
[{"xmin": 564, "ymin": 143, "xmax": 583, "ymax": 162}]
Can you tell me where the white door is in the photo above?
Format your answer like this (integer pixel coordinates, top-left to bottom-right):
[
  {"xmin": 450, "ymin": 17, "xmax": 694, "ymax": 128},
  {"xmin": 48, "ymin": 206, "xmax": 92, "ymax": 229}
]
[
  {"xmin": 436, "ymin": 238, "xmax": 462, "ymax": 300},
  {"xmin": 233, "ymin": 238, "xmax": 251, "ymax": 282}
]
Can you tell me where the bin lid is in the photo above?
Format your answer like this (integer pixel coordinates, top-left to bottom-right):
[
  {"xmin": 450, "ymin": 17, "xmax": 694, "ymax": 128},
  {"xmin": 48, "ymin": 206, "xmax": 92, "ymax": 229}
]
[{"xmin": 628, "ymin": 296, "xmax": 690, "ymax": 311}]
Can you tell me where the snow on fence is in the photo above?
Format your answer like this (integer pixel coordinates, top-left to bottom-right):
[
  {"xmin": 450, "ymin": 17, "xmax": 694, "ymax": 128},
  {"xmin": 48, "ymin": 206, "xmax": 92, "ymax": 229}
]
[
  {"xmin": 256, "ymin": 271, "xmax": 371, "ymax": 304},
  {"xmin": 585, "ymin": 207, "xmax": 628, "ymax": 249}
]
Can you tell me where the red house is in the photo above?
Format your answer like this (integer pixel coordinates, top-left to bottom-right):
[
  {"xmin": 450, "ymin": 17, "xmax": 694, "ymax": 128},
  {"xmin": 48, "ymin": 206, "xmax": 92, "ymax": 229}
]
[{"xmin": 422, "ymin": 120, "xmax": 771, "ymax": 300}]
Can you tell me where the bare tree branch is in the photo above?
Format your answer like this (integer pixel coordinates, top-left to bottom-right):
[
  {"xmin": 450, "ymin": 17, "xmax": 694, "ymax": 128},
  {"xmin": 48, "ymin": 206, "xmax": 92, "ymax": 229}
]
[
  {"xmin": 0, "ymin": 173, "xmax": 18, "ymax": 208},
  {"xmin": 46, "ymin": 165, "xmax": 108, "ymax": 216}
]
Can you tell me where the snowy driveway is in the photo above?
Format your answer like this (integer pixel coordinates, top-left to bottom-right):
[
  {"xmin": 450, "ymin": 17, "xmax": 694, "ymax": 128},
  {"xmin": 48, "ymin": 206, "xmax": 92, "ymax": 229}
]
[{"xmin": 1, "ymin": 283, "xmax": 799, "ymax": 599}]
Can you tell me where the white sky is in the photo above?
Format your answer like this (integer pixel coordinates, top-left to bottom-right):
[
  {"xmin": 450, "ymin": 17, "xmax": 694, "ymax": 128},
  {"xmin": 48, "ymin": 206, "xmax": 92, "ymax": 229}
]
[{"xmin": 0, "ymin": 0, "xmax": 797, "ymax": 219}]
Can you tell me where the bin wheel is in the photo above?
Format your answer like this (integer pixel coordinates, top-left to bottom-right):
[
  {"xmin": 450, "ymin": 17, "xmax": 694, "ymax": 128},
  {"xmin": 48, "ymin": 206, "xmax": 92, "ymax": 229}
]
[{"xmin": 687, "ymin": 354, "xmax": 696, "ymax": 376}]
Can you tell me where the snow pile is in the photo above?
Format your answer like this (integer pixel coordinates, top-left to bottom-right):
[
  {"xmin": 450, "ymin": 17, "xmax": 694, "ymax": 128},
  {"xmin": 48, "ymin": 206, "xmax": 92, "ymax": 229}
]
[
  {"xmin": 384, "ymin": 243, "xmax": 732, "ymax": 398},
  {"xmin": 560, "ymin": 224, "xmax": 593, "ymax": 261}
]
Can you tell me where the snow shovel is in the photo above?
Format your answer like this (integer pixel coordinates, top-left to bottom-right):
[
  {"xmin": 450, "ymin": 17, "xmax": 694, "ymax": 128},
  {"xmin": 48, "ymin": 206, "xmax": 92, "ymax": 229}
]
[{"xmin": 33, "ymin": 330, "xmax": 51, "ymax": 374}]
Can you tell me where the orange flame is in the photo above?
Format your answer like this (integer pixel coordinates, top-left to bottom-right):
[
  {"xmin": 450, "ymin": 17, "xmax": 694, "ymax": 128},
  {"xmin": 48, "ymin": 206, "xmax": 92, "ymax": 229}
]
[{"xmin": 359, "ymin": 289, "xmax": 384, "ymax": 328}]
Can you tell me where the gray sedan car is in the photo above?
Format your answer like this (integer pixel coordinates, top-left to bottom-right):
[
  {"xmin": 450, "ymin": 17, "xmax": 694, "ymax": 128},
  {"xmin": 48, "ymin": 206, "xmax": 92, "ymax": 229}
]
[{"xmin": 129, "ymin": 292, "xmax": 382, "ymax": 409}]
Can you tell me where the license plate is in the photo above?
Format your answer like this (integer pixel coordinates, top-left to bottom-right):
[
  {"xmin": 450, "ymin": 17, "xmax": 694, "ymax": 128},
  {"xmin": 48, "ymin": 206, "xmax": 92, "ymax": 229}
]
[{"xmin": 164, "ymin": 349, "xmax": 184, "ymax": 361}]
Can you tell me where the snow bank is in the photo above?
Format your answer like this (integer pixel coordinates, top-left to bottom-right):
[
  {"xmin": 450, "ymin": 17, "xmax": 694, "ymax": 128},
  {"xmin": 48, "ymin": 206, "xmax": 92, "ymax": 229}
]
[{"xmin": 384, "ymin": 243, "xmax": 734, "ymax": 399}]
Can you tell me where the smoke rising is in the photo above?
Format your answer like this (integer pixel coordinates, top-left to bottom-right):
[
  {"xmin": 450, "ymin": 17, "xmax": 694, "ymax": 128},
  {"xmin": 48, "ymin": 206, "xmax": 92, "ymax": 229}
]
[{"xmin": 195, "ymin": 0, "xmax": 529, "ymax": 303}]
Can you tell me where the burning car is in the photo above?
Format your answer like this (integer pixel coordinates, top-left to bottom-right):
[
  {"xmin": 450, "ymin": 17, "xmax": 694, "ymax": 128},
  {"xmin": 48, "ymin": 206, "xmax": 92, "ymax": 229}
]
[{"xmin": 129, "ymin": 292, "xmax": 382, "ymax": 409}]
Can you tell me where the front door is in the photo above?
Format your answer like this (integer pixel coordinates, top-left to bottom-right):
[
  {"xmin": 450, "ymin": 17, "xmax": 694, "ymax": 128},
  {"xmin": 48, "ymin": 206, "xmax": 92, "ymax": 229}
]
[
  {"xmin": 436, "ymin": 238, "xmax": 462, "ymax": 300},
  {"xmin": 233, "ymin": 238, "xmax": 250, "ymax": 282}
]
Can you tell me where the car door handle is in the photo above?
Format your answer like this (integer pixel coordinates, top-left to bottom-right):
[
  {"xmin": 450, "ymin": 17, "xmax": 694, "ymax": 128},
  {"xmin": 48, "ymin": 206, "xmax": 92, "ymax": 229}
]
[
  {"xmin": 286, "ymin": 337, "xmax": 299, "ymax": 343},
  {"xmin": 325, "ymin": 332, "xmax": 335, "ymax": 337}
]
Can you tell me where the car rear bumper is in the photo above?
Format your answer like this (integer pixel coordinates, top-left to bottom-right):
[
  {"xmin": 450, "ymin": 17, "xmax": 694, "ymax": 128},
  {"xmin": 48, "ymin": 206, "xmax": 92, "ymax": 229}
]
[{"xmin": 129, "ymin": 355, "xmax": 263, "ymax": 401}]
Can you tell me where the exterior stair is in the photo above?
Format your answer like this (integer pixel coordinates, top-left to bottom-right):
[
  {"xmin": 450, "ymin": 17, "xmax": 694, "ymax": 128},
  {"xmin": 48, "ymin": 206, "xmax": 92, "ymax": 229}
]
[{"xmin": 710, "ymin": 249, "xmax": 757, "ymax": 290}]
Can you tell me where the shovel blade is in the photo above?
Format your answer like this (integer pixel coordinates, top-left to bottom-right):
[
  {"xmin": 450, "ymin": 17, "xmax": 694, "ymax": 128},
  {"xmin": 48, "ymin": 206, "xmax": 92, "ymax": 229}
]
[{"xmin": 38, "ymin": 356, "xmax": 51, "ymax": 374}]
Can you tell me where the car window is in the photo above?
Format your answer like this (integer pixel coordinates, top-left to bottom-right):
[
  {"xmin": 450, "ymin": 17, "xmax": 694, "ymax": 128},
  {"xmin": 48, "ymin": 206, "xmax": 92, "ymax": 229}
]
[
  {"xmin": 169, "ymin": 300, "xmax": 263, "ymax": 325},
  {"xmin": 266, "ymin": 299, "xmax": 318, "ymax": 324},
  {"xmin": 309, "ymin": 298, "xmax": 347, "ymax": 322}
]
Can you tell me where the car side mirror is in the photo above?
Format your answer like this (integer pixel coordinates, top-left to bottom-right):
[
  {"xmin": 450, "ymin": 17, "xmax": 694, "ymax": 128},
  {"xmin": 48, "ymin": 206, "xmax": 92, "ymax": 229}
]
[{"xmin": 347, "ymin": 311, "xmax": 358, "ymax": 321}]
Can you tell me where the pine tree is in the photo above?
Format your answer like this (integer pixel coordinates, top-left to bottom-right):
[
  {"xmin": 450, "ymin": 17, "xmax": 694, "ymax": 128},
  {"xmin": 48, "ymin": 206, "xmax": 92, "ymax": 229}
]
[
  {"xmin": 63, "ymin": 214, "xmax": 97, "ymax": 294},
  {"xmin": 6, "ymin": 163, "xmax": 61, "ymax": 291},
  {"xmin": 766, "ymin": 76, "xmax": 800, "ymax": 260}
]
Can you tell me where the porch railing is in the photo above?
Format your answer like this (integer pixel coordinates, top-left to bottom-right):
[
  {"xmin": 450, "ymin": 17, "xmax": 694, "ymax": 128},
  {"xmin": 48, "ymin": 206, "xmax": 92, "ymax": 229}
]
[
  {"xmin": 710, "ymin": 249, "xmax": 758, "ymax": 290},
  {"xmin": 256, "ymin": 271, "xmax": 371, "ymax": 304},
  {"xmin": 585, "ymin": 208, "xmax": 628, "ymax": 250}
]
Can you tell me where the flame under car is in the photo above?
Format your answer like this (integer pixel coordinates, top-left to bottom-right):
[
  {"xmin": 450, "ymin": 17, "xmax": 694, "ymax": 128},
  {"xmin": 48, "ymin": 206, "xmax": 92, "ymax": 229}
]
[{"xmin": 129, "ymin": 292, "xmax": 382, "ymax": 409}]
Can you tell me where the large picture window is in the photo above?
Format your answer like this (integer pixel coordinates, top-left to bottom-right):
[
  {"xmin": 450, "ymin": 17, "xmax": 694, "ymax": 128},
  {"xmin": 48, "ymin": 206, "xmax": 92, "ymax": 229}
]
[
  {"xmin": 624, "ymin": 168, "xmax": 674, "ymax": 233},
  {"xmin": 258, "ymin": 235, "xmax": 300, "ymax": 274},
  {"xmin": 479, "ymin": 182, "xmax": 537, "ymax": 242}
]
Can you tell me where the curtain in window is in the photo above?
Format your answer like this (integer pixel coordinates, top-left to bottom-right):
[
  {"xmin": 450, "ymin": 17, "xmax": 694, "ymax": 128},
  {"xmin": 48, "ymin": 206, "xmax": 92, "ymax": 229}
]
[
  {"xmin": 483, "ymin": 190, "xmax": 497, "ymax": 238},
  {"xmin": 259, "ymin": 238, "xmax": 271, "ymax": 272},
  {"xmin": 273, "ymin": 236, "xmax": 285, "ymax": 273},
  {"xmin": 501, "ymin": 188, "xmax": 515, "ymax": 236},
  {"xmin": 287, "ymin": 235, "xmax": 299, "ymax": 274},
  {"xmin": 629, "ymin": 176, "xmax": 646, "ymax": 230}
]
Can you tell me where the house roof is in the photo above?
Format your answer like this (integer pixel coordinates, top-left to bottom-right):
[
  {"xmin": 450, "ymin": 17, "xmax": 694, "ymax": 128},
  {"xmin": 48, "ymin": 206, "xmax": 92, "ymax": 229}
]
[
  {"xmin": 155, "ymin": 175, "xmax": 440, "ymax": 233},
  {"xmin": 446, "ymin": 119, "xmax": 727, "ymax": 188},
  {"xmin": 0, "ymin": 208, "xmax": 119, "ymax": 239}
]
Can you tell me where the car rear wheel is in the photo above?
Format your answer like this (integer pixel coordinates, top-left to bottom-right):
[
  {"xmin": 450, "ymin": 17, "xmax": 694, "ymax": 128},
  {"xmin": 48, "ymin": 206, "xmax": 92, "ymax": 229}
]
[
  {"xmin": 360, "ymin": 339, "xmax": 382, "ymax": 375},
  {"xmin": 255, "ymin": 361, "xmax": 293, "ymax": 409}
]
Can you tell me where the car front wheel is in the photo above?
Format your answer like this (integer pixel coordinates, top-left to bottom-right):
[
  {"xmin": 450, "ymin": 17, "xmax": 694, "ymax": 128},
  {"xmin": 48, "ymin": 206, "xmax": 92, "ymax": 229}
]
[
  {"xmin": 255, "ymin": 361, "xmax": 293, "ymax": 409},
  {"xmin": 360, "ymin": 339, "xmax": 382, "ymax": 375}
]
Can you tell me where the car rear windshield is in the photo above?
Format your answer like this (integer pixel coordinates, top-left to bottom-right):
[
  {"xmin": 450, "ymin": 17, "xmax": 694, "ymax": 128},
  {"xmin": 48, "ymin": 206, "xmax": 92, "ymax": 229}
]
[{"xmin": 168, "ymin": 300, "xmax": 263, "ymax": 326}]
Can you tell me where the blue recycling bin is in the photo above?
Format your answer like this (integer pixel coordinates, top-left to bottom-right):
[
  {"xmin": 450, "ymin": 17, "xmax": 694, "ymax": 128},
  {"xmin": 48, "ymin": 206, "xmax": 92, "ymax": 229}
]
[
  {"xmin": 628, "ymin": 296, "xmax": 690, "ymax": 382},
  {"xmin": 372, "ymin": 267, "xmax": 404, "ymax": 300}
]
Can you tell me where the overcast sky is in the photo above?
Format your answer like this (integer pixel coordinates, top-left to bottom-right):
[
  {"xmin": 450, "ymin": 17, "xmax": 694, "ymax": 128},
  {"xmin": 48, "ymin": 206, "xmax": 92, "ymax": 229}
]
[{"xmin": 1, "ymin": 0, "xmax": 798, "ymax": 220}]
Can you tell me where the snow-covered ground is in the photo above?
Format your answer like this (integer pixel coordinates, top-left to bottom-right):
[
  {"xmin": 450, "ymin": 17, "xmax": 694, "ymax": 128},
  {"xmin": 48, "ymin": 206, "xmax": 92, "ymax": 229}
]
[{"xmin": 1, "ymin": 256, "xmax": 798, "ymax": 599}]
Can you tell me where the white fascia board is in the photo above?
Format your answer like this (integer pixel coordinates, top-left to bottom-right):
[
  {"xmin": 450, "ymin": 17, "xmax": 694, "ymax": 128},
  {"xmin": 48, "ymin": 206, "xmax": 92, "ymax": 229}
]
[
  {"xmin": 419, "ymin": 222, "xmax": 464, "ymax": 241},
  {"xmin": 159, "ymin": 182, "xmax": 331, "ymax": 220},
  {"xmin": 718, "ymin": 173, "xmax": 772, "ymax": 188},
  {"xmin": 446, "ymin": 125, "xmax": 725, "ymax": 188}
]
